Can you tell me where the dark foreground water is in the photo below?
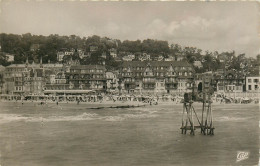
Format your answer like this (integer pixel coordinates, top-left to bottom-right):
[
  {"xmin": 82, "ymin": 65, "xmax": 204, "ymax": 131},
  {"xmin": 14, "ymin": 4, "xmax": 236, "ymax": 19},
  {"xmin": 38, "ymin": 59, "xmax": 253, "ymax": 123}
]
[{"xmin": 0, "ymin": 101, "xmax": 259, "ymax": 166}]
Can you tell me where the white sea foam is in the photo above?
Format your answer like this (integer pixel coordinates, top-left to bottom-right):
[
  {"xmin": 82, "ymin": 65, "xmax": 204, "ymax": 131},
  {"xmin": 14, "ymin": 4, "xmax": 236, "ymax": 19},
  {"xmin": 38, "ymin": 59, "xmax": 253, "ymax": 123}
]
[
  {"xmin": 215, "ymin": 116, "xmax": 246, "ymax": 121},
  {"xmin": 0, "ymin": 110, "xmax": 158, "ymax": 123},
  {"xmin": 132, "ymin": 108, "xmax": 158, "ymax": 114},
  {"xmin": 0, "ymin": 114, "xmax": 29, "ymax": 123},
  {"xmin": 29, "ymin": 113, "xmax": 100, "ymax": 122},
  {"xmin": 103, "ymin": 113, "xmax": 158, "ymax": 122},
  {"xmin": 0, "ymin": 113, "xmax": 100, "ymax": 123},
  {"xmin": 104, "ymin": 116, "xmax": 125, "ymax": 122},
  {"xmin": 123, "ymin": 114, "xmax": 157, "ymax": 119}
]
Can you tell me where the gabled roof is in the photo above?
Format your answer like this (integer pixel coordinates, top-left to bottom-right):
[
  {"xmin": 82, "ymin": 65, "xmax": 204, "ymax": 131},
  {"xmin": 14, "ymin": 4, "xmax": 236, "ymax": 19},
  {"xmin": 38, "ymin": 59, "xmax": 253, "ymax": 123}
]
[
  {"xmin": 6, "ymin": 64, "xmax": 26, "ymax": 68},
  {"xmin": 121, "ymin": 61, "xmax": 192, "ymax": 68},
  {"xmin": 70, "ymin": 65, "xmax": 106, "ymax": 70}
]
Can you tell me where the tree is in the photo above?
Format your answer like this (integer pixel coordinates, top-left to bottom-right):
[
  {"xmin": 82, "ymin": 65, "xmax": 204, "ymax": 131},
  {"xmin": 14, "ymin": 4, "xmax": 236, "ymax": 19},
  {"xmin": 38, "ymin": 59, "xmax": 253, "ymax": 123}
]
[
  {"xmin": 0, "ymin": 52, "xmax": 11, "ymax": 66},
  {"xmin": 257, "ymin": 54, "xmax": 260, "ymax": 65}
]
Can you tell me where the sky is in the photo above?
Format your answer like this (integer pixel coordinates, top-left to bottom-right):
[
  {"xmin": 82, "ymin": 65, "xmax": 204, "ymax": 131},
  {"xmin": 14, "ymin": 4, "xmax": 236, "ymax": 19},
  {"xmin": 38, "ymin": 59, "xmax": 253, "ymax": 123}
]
[{"xmin": 0, "ymin": 1, "xmax": 259, "ymax": 57}]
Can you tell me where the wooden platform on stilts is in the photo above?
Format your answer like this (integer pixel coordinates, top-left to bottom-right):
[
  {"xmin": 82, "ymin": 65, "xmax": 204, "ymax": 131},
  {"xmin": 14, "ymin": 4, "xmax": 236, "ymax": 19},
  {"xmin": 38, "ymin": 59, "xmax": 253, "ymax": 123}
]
[{"xmin": 180, "ymin": 93, "xmax": 215, "ymax": 136}]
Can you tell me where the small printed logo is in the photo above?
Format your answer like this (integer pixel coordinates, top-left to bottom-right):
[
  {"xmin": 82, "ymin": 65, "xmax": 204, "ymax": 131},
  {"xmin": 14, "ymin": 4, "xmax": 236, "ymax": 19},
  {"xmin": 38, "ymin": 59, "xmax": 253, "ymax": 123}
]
[{"xmin": 236, "ymin": 151, "xmax": 249, "ymax": 162}]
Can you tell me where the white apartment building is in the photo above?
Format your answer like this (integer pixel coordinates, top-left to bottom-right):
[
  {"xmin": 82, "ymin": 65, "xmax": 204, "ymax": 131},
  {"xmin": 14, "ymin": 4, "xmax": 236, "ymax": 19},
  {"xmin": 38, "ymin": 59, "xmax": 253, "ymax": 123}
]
[{"xmin": 246, "ymin": 76, "xmax": 260, "ymax": 92}]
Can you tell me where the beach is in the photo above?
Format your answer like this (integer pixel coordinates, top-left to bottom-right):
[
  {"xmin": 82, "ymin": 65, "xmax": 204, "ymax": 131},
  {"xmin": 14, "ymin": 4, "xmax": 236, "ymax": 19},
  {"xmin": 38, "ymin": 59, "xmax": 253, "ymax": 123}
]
[{"xmin": 0, "ymin": 101, "xmax": 259, "ymax": 166}]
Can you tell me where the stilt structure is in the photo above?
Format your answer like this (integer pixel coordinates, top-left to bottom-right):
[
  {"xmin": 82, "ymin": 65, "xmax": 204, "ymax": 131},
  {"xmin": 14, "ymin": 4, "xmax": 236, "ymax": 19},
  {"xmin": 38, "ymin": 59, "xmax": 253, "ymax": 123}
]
[
  {"xmin": 181, "ymin": 73, "xmax": 215, "ymax": 136},
  {"xmin": 200, "ymin": 92, "xmax": 214, "ymax": 135},
  {"xmin": 181, "ymin": 94, "xmax": 203, "ymax": 135}
]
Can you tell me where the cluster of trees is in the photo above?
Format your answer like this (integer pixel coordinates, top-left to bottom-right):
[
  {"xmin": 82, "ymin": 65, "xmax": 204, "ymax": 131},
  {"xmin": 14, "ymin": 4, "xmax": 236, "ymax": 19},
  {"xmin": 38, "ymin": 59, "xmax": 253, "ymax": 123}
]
[
  {"xmin": 0, "ymin": 33, "xmax": 259, "ymax": 74},
  {"xmin": 0, "ymin": 33, "xmax": 170, "ymax": 69},
  {"xmin": 119, "ymin": 39, "xmax": 169, "ymax": 54}
]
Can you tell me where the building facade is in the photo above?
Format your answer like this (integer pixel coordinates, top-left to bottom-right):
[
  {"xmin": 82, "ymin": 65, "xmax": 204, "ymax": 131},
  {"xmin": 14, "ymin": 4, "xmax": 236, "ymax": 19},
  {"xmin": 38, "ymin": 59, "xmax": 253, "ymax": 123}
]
[
  {"xmin": 67, "ymin": 65, "xmax": 107, "ymax": 91},
  {"xmin": 246, "ymin": 76, "xmax": 260, "ymax": 92},
  {"xmin": 2, "ymin": 60, "xmax": 63, "ymax": 95},
  {"xmin": 119, "ymin": 61, "xmax": 194, "ymax": 95},
  {"xmin": 215, "ymin": 71, "xmax": 244, "ymax": 93},
  {"xmin": 106, "ymin": 71, "xmax": 119, "ymax": 93}
]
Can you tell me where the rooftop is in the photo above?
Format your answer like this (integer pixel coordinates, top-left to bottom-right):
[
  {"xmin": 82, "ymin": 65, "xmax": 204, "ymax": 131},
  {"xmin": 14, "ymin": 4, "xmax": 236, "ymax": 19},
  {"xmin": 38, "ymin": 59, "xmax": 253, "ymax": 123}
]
[
  {"xmin": 70, "ymin": 65, "xmax": 106, "ymax": 70},
  {"xmin": 121, "ymin": 61, "xmax": 192, "ymax": 68}
]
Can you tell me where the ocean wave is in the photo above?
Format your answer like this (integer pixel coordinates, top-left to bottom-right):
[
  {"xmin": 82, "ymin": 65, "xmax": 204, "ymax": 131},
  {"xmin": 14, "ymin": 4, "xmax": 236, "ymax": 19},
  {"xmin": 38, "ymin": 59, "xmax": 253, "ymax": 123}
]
[
  {"xmin": 103, "ymin": 116, "xmax": 125, "ymax": 121},
  {"xmin": 131, "ymin": 108, "xmax": 158, "ymax": 114},
  {"xmin": 215, "ymin": 116, "xmax": 246, "ymax": 121},
  {"xmin": 0, "ymin": 110, "xmax": 158, "ymax": 123},
  {"xmin": 0, "ymin": 113, "xmax": 100, "ymax": 123},
  {"xmin": 0, "ymin": 114, "xmax": 29, "ymax": 123},
  {"xmin": 29, "ymin": 113, "xmax": 100, "ymax": 122},
  {"xmin": 123, "ymin": 114, "xmax": 157, "ymax": 119},
  {"xmin": 103, "ymin": 113, "xmax": 158, "ymax": 122}
]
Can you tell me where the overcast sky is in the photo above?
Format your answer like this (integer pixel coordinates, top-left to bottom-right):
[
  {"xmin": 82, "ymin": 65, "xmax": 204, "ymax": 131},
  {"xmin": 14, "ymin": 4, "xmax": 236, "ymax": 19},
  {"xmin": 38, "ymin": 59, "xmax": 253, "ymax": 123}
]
[{"xmin": 0, "ymin": 1, "xmax": 259, "ymax": 57}]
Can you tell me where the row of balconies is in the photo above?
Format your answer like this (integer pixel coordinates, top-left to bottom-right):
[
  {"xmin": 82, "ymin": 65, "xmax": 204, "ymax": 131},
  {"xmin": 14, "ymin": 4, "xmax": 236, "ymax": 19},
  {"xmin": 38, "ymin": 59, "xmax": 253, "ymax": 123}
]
[
  {"xmin": 68, "ymin": 78, "xmax": 106, "ymax": 81},
  {"xmin": 124, "ymin": 80, "xmax": 179, "ymax": 84},
  {"xmin": 124, "ymin": 83, "xmax": 179, "ymax": 90},
  {"xmin": 217, "ymin": 83, "xmax": 244, "ymax": 86}
]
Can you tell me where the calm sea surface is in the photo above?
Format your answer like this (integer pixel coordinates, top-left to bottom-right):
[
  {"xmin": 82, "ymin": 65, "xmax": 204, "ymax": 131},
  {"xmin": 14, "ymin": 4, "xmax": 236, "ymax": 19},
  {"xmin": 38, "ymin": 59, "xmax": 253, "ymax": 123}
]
[{"xmin": 0, "ymin": 101, "xmax": 259, "ymax": 166}]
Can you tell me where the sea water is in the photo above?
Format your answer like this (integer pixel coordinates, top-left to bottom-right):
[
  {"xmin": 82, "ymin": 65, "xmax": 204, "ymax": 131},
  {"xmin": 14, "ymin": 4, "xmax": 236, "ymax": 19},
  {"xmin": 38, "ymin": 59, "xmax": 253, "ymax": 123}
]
[{"xmin": 0, "ymin": 102, "xmax": 258, "ymax": 166}]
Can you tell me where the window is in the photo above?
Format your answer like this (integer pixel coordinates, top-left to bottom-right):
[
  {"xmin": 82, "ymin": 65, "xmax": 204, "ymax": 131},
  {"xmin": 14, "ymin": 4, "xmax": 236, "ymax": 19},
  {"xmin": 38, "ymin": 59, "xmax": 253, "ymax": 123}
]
[
  {"xmin": 255, "ymin": 85, "xmax": 258, "ymax": 90},
  {"xmin": 254, "ymin": 79, "xmax": 259, "ymax": 83},
  {"xmin": 248, "ymin": 85, "xmax": 251, "ymax": 90},
  {"xmin": 248, "ymin": 79, "xmax": 252, "ymax": 83}
]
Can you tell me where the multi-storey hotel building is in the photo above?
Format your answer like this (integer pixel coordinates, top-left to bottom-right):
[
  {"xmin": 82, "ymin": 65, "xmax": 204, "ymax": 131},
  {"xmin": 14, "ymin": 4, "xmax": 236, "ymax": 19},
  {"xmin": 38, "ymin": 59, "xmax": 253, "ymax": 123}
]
[
  {"xmin": 119, "ymin": 61, "xmax": 194, "ymax": 95},
  {"xmin": 215, "ymin": 71, "xmax": 245, "ymax": 93},
  {"xmin": 67, "ymin": 65, "xmax": 107, "ymax": 91}
]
